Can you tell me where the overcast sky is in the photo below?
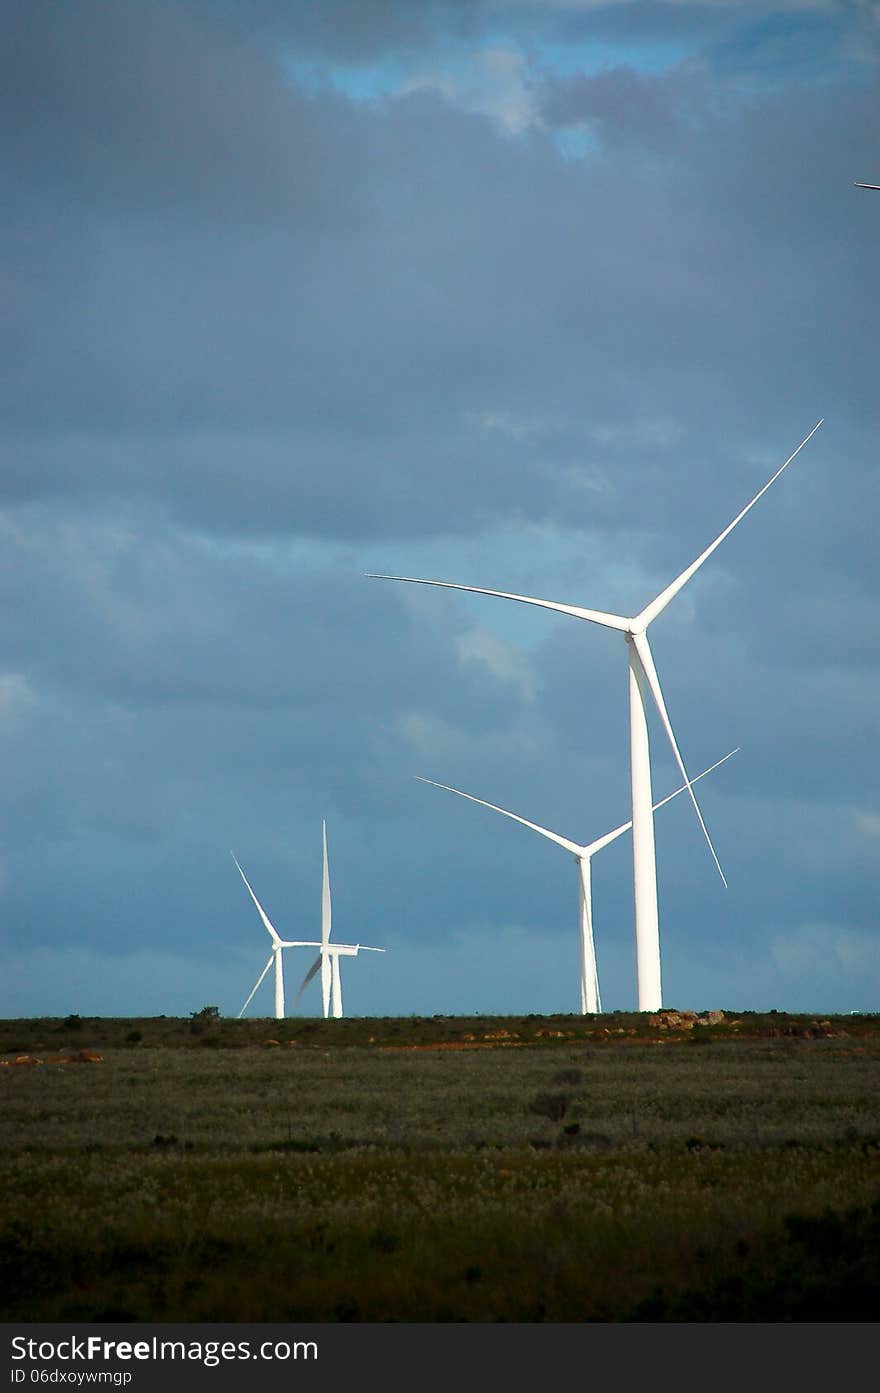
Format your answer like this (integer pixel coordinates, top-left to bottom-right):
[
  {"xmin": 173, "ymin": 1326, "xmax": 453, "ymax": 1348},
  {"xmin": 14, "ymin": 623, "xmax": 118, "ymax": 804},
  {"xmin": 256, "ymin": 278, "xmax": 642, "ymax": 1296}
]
[{"xmin": 2, "ymin": 0, "xmax": 878, "ymax": 1020}]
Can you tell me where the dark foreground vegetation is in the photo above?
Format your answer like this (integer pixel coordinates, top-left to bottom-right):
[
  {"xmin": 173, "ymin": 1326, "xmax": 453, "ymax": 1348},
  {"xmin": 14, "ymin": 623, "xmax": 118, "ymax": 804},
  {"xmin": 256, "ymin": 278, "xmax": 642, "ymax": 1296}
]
[{"xmin": 2, "ymin": 1009, "xmax": 879, "ymax": 1321}]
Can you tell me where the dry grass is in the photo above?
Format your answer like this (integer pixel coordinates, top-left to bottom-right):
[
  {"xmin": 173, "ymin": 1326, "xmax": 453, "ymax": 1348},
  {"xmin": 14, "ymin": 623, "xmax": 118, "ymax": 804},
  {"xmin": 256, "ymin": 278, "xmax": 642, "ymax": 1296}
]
[{"xmin": 2, "ymin": 1015, "xmax": 879, "ymax": 1321}]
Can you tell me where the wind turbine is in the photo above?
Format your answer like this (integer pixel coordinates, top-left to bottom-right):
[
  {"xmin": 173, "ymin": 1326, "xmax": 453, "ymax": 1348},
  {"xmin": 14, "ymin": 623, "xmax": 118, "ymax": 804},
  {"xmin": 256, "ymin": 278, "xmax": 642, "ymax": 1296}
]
[
  {"xmin": 232, "ymin": 854, "xmax": 321, "ymax": 1020},
  {"xmin": 290, "ymin": 820, "xmax": 385, "ymax": 1019},
  {"xmin": 854, "ymin": 183, "xmax": 880, "ymax": 190},
  {"xmin": 369, "ymin": 420, "xmax": 822, "ymax": 1011},
  {"xmin": 418, "ymin": 750, "xmax": 737, "ymax": 1014}
]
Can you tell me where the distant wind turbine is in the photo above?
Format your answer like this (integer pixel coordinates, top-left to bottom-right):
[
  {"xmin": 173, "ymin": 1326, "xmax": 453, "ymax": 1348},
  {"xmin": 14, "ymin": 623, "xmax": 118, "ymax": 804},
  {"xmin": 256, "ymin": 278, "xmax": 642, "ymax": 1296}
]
[
  {"xmin": 233, "ymin": 854, "xmax": 321, "ymax": 1020},
  {"xmin": 290, "ymin": 820, "xmax": 385, "ymax": 1019},
  {"xmin": 369, "ymin": 420, "xmax": 822, "ymax": 1011},
  {"xmin": 418, "ymin": 750, "xmax": 737, "ymax": 1014}
]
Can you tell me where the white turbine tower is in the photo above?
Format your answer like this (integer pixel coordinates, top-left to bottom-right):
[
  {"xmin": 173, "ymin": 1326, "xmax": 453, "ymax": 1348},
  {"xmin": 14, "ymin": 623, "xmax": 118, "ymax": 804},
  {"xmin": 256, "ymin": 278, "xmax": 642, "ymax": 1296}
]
[
  {"xmin": 370, "ymin": 421, "xmax": 822, "ymax": 1011},
  {"xmin": 418, "ymin": 750, "xmax": 737, "ymax": 1014},
  {"xmin": 233, "ymin": 854, "xmax": 322, "ymax": 1020},
  {"xmin": 290, "ymin": 820, "xmax": 385, "ymax": 1019}
]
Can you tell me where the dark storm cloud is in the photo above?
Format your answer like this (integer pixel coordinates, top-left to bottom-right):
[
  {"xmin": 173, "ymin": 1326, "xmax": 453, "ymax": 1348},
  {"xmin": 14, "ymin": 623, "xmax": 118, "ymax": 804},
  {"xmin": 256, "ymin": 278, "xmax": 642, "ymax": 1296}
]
[
  {"xmin": 1, "ymin": 0, "xmax": 877, "ymax": 1016},
  {"xmin": 190, "ymin": 0, "xmax": 478, "ymax": 62},
  {"xmin": 539, "ymin": 60, "xmax": 702, "ymax": 147},
  {"xmin": 2, "ymin": 0, "xmax": 367, "ymax": 222},
  {"xmin": 3, "ymin": 0, "xmax": 876, "ymax": 554},
  {"xmin": 193, "ymin": 1, "xmax": 868, "ymax": 72}
]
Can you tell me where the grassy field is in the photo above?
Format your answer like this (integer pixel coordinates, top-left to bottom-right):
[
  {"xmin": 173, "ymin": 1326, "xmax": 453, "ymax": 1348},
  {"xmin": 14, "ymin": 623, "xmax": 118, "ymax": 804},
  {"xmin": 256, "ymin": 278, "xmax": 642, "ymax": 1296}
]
[{"xmin": 2, "ymin": 1009, "xmax": 879, "ymax": 1321}]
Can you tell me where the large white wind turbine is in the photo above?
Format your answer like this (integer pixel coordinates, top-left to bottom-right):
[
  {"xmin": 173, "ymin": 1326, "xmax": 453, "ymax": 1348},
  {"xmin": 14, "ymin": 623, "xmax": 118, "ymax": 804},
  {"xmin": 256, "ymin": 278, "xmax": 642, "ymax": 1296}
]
[
  {"xmin": 418, "ymin": 750, "xmax": 736, "ymax": 1014},
  {"xmin": 290, "ymin": 820, "xmax": 385, "ymax": 1019},
  {"xmin": 233, "ymin": 854, "xmax": 322, "ymax": 1020},
  {"xmin": 370, "ymin": 421, "xmax": 822, "ymax": 1011}
]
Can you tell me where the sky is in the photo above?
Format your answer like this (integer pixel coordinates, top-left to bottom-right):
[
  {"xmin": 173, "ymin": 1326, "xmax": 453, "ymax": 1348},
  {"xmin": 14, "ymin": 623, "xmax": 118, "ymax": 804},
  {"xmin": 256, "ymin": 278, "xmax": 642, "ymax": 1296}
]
[{"xmin": 1, "ymin": 0, "xmax": 878, "ymax": 1020}]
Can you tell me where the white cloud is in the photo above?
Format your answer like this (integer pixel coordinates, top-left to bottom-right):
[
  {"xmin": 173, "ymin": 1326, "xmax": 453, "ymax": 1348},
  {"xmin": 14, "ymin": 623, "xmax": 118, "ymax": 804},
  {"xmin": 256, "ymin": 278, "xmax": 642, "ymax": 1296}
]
[
  {"xmin": 456, "ymin": 627, "xmax": 537, "ymax": 700},
  {"xmin": 0, "ymin": 673, "xmax": 33, "ymax": 726},
  {"xmin": 401, "ymin": 44, "xmax": 539, "ymax": 134},
  {"xmin": 854, "ymin": 810, "xmax": 880, "ymax": 839}
]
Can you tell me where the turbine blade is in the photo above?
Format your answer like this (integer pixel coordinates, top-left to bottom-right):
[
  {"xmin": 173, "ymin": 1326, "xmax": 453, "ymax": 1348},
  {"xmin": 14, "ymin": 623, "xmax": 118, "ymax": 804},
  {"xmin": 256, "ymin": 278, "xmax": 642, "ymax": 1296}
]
[
  {"xmin": 231, "ymin": 853, "xmax": 282, "ymax": 944},
  {"xmin": 635, "ymin": 421, "xmax": 823, "ymax": 629},
  {"xmin": 631, "ymin": 631, "xmax": 728, "ymax": 887},
  {"xmin": 325, "ymin": 943, "xmax": 385, "ymax": 953},
  {"xmin": 367, "ymin": 575, "xmax": 630, "ymax": 632},
  {"xmin": 584, "ymin": 748, "xmax": 739, "ymax": 856},
  {"xmin": 650, "ymin": 747, "xmax": 738, "ymax": 816},
  {"xmin": 855, "ymin": 183, "xmax": 880, "ymax": 190},
  {"xmin": 416, "ymin": 776, "xmax": 582, "ymax": 854},
  {"xmin": 291, "ymin": 955, "xmax": 322, "ymax": 1010},
  {"xmin": 321, "ymin": 820, "xmax": 332, "ymax": 947},
  {"xmin": 238, "ymin": 954, "xmax": 274, "ymax": 1018}
]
